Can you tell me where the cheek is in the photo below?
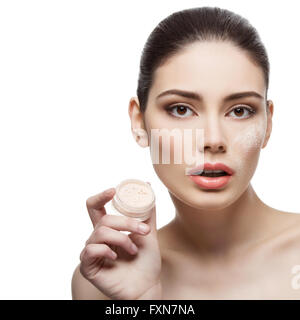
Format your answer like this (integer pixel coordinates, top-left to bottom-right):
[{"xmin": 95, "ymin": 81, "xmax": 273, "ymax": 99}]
[
  {"xmin": 232, "ymin": 122, "xmax": 266, "ymax": 153},
  {"xmin": 231, "ymin": 122, "xmax": 266, "ymax": 173}
]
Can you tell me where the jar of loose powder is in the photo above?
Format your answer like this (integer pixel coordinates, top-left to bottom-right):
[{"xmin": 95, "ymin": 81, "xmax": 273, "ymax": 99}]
[{"xmin": 110, "ymin": 179, "xmax": 155, "ymax": 222}]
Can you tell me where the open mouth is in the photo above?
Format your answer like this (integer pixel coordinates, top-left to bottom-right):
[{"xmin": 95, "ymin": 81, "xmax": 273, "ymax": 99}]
[{"xmin": 192, "ymin": 170, "xmax": 230, "ymax": 177}]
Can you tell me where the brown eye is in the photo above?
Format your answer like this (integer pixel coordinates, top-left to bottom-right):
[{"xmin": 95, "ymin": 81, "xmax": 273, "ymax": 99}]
[
  {"xmin": 234, "ymin": 107, "xmax": 245, "ymax": 117},
  {"xmin": 228, "ymin": 105, "xmax": 256, "ymax": 119},
  {"xmin": 165, "ymin": 104, "xmax": 194, "ymax": 118},
  {"xmin": 177, "ymin": 106, "xmax": 188, "ymax": 115}
]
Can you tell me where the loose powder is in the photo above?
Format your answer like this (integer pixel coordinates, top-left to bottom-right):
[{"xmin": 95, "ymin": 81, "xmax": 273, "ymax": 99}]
[
  {"xmin": 117, "ymin": 182, "xmax": 154, "ymax": 209},
  {"xmin": 230, "ymin": 121, "xmax": 266, "ymax": 175},
  {"xmin": 232, "ymin": 122, "xmax": 266, "ymax": 151}
]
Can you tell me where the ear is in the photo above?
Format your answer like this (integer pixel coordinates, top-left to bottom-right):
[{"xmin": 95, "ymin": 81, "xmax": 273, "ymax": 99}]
[
  {"xmin": 262, "ymin": 100, "xmax": 274, "ymax": 149},
  {"xmin": 128, "ymin": 97, "xmax": 149, "ymax": 148},
  {"xmin": 132, "ymin": 128, "xmax": 149, "ymax": 148}
]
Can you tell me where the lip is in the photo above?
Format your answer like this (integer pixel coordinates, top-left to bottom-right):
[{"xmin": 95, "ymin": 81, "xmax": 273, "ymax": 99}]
[
  {"xmin": 187, "ymin": 162, "xmax": 235, "ymax": 176},
  {"xmin": 189, "ymin": 175, "xmax": 232, "ymax": 189}
]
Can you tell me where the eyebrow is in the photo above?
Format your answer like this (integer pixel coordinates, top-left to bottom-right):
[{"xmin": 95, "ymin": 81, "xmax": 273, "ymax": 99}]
[{"xmin": 156, "ymin": 89, "xmax": 264, "ymax": 102}]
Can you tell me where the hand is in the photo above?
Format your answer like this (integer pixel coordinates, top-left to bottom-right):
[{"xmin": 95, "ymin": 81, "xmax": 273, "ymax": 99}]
[{"xmin": 79, "ymin": 185, "xmax": 162, "ymax": 300}]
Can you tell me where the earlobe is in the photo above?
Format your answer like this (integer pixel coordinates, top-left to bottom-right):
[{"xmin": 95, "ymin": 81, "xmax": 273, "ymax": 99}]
[
  {"xmin": 132, "ymin": 128, "xmax": 149, "ymax": 148},
  {"xmin": 261, "ymin": 124, "xmax": 271, "ymax": 149},
  {"xmin": 261, "ymin": 100, "xmax": 273, "ymax": 149},
  {"xmin": 128, "ymin": 96, "xmax": 149, "ymax": 148},
  {"xmin": 261, "ymin": 133, "xmax": 270, "ymax": 149}
]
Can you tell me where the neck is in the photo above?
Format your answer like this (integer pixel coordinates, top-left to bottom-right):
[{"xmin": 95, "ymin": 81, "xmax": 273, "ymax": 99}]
[{"xmin": 169, "ymin": 183, "xmax": 273, "ymax": 259}]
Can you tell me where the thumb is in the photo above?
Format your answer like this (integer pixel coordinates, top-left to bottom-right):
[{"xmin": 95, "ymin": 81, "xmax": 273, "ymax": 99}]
[
  {"xmin": 144, "ymin": 204, "xmax": 157, "ymax": 235},
  {"xmin": 142, "ymin": 182, "xmax": 157, "ymax": 234}
]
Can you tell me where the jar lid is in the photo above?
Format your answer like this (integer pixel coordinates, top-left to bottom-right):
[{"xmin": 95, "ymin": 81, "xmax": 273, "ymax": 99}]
[{"xmin": 112, "ymin": 179, "xmax": 155, "ymax": 215}]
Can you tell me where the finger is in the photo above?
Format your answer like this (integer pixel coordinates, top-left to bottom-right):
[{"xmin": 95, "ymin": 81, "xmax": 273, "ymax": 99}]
[
  {"xmin": 80, "ymin": 243, "xmax": 117, "ymax": 265},
  {"xmin": 85, "ymin": 225, "xmax": 139, "ymax": 255},
  {"xmin": 93, "ymin": 214, "xmax": 150, "ymax": 235},
  {"xmin": 86, "ymin": 188, "xmax": 116, "ymax": 228}
]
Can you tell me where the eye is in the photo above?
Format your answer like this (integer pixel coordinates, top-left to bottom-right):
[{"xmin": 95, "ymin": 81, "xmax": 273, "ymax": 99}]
[
  {"xmin": 228, "ymin": 105, "xmax": 256, "ymax": 119},
  {"xmin": 165, "ymin": 104, "xmax": 195, "ymax": 118}
]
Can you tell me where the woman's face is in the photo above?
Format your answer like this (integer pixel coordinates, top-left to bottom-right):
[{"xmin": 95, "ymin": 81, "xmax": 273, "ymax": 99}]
[{"xmin": 138, "ymin": 41, "xmax": 273, "ymax": 210}]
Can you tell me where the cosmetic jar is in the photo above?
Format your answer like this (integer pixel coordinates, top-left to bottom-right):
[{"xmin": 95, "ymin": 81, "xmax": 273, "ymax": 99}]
[{"xmin": 110, "ymin": 179, "xmax": 155, "ymax": 222}]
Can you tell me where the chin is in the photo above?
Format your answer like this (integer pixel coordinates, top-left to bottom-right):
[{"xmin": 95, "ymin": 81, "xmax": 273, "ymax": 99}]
[{"xmin": 170, "ymin": 184, "xmax": 241, "ymax": 211}]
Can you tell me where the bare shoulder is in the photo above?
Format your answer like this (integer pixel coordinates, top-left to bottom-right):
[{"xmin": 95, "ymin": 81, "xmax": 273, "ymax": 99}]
[
  {"xmin": 71, "ymin": 264, "xmax": 111, "ymax": 300},
  {"xmin": 276, "ymin": 210, "xmax": 300, "ymax": 236},
  {"xmin": 265, "ymin": 210, "xmax": 300, "ymax": 298},
  {"xmin": 267, "ymin": 209, "xmax": 300, "ymax": 254}
]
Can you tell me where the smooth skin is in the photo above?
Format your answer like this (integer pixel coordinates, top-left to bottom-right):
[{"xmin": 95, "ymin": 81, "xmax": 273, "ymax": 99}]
[{"xmin": 72, "ymin": 41, "xmax": 300, "ymax": 299}]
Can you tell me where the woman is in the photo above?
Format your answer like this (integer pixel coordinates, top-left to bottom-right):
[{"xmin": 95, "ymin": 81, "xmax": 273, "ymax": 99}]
[{"xmin": 72, "ymin": 6, "xmax": 300, "ymax": 299}]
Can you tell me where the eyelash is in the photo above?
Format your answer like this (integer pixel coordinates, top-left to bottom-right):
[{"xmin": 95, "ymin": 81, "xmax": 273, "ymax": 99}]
[{"xmin": 164, "ymin": 104, "xmax": 257, "ymax": 119}]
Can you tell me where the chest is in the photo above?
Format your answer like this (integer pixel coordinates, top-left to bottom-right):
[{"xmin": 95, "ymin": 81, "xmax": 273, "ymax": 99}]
[{"xmin": 159, "ymin": 250, "xmax": 300, "ymax": 299}]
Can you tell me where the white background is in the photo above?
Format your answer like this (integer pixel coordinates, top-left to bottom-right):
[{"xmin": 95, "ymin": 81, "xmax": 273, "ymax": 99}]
[{"xmin": 0, "ymin": 0, "xmax": 299, "ymax": 299}]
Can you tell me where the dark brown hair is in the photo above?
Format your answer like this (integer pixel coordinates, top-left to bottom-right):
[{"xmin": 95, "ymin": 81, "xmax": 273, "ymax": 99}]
[{"xmin": 136, "ymin": 6, "xmax": 270, "ymax": 113}]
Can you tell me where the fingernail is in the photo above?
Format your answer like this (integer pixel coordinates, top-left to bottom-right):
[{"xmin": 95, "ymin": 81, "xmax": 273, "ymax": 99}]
[
  {"xmin": 131, "ymin": 243, "xmax": 138, "ymax": 253},
  {"xmin": 105, "ymin": 188, "xmax": 114, "ymax": 195},
  {"xmin": 138, "ymin": 223, "xmax": 150, "ymax": 234},
  {"xmin": 110, "ymin": 251, "xmax": 117, "ymax": 259}
]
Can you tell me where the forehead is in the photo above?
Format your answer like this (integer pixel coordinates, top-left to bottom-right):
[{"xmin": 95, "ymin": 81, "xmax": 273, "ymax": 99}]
[{"xmin": 150, "ymin": 41, "xmax": 265, "ymax": 102}]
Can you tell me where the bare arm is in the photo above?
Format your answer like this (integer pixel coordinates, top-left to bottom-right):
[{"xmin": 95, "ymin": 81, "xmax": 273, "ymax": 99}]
[{"xmin": 71, "ymin": 264, "xmax": 111, "ymax": 300}]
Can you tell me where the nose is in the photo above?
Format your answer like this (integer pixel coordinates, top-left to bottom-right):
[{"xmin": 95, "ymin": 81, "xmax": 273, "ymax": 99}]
[{"xmin": 201, "ymin": 115, "xmax": 226, "ymax": 154}]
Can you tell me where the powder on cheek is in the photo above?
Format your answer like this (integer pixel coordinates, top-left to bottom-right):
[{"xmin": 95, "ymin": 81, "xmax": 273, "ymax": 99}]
[
  {"xmin": 232, "ymin": 122, "xmax": 266, "ymax": 151},
  {"xmin": 231, "ymin": 121, "xmax": 266, "ymax": 173}
]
